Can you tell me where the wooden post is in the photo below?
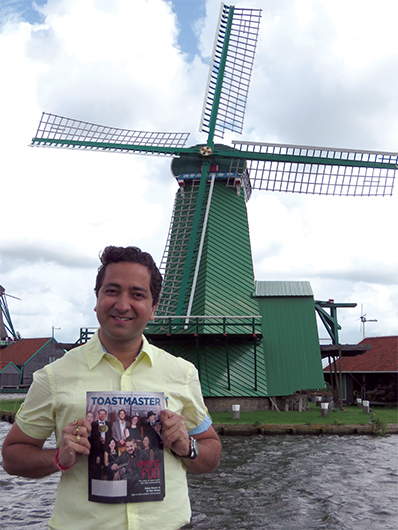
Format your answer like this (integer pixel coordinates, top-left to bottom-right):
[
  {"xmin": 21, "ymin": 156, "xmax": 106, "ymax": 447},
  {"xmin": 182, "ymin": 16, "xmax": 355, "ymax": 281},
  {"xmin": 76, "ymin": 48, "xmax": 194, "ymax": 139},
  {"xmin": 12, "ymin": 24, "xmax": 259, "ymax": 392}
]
[
  {"xmin": 232, "ymin": 404, "xmax": 240, "ymax": 419},
  {"xmin": 321, "ymin": 402, "xmax": 329, "ymax": 417},
  {"xmin": 328, "ymin": 355, "xmax": 335, "ymax": 400},
  {"xmin": 338, "ymin": 347, "xmax": 344, "ymax": 410}
]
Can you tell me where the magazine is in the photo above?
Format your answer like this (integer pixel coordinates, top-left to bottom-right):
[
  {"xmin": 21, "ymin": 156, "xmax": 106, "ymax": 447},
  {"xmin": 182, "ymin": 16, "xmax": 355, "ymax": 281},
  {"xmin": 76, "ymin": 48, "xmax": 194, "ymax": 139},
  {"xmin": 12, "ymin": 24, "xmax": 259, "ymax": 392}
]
[{"xmin": 87, "ymin": 391, "xmax": 165, "ymax": 504}]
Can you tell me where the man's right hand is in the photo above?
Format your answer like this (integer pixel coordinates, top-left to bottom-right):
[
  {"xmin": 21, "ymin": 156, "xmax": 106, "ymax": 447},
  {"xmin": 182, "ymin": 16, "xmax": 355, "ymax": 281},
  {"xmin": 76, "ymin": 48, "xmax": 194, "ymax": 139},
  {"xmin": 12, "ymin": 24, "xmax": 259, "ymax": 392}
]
[
  {"xmin": 57, "ymin": 418, "xmax": 92, "ymax": 469},
  {"xmin": 2, "ymin": 418, "xmax": 91, "ymax": 479}
]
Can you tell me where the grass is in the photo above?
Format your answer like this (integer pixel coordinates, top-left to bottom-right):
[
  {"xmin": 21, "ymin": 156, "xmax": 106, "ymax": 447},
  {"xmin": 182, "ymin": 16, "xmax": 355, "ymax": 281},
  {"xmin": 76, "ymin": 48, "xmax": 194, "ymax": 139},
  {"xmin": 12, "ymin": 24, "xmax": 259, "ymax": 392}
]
[
  {"xmin": 1, "ymin": 399, "xmax": 397, "ymax": 428},
  {"xmin": 211, "ymin": 403, "xmax": 398, "ymax": 426},
  {"xmin": 0, "ymin": 398, "xmax": 24, "ymax": 414}
]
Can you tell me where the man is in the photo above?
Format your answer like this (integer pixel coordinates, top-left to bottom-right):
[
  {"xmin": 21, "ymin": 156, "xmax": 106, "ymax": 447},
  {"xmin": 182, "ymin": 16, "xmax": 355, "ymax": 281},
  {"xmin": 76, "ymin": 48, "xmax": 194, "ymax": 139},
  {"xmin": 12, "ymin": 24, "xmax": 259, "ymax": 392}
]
[
  {"xmin": 92, "ymin": 409, "xmax": 112, "ymax": 447},
  {"xmin": 146, "ymin": 411, "xmax": 156, "ymax": 427},
  {"xmin": 2, "ymin": 246, "xmax": 221, "ymax": 530},
  {"xmin": 90, "ymin": 409, "xmax": 112, "ymax": 479},
  {"xmin": 112, "ymin": 409, "xmax": 129, "ymax": 454},
  {"xmin": 142, "ymin": 410, "xmax": 159, "ymax": 447},
  {"xmin": 110, "ymin": 437, "xmax": 140, "ymax": 489}
]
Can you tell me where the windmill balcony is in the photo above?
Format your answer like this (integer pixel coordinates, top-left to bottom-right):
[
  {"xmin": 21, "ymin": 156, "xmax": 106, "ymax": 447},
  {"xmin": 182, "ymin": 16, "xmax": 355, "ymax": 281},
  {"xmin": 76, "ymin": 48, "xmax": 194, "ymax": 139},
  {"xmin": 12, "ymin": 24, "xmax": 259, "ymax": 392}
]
[{"xmin": 145, "ymin": 315, "xmax": 262, "ymax": 338}]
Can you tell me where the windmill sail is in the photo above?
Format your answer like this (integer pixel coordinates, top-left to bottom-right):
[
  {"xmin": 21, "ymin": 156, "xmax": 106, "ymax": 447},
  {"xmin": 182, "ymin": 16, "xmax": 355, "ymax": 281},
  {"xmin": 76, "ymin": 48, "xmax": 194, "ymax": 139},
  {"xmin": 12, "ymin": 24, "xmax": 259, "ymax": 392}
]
[
  {"xmin": 31, "ymin": 112, "xmax": 190, "ymax": 155},
  {"xmin": 231, "ymin": 141, "xmax": 397, "ymax": 196},
  {"xmin": 199, "ymin": 3, "xmax": 261, "ymax": 141}
]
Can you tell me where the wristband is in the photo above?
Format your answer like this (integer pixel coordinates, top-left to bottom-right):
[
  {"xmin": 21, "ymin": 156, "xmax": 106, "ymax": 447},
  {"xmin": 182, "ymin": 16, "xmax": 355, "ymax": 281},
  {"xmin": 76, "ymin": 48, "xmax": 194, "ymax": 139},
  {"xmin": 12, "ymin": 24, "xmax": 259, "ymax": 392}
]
[{"xmin": 55, "ymin": 449, "xmax": 75, "ymax": 472}]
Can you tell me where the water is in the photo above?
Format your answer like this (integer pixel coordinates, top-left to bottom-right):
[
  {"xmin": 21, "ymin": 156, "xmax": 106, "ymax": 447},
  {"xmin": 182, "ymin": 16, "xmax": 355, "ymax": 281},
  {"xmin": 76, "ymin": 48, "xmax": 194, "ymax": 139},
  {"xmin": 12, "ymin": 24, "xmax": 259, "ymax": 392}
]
[
  {"xmin": 1, "ymin": 421, "xmax": 397, "ymax": 529},
  {"xmin": 184, "ymin": 436, "xmax": 398, "ymax": 529}
]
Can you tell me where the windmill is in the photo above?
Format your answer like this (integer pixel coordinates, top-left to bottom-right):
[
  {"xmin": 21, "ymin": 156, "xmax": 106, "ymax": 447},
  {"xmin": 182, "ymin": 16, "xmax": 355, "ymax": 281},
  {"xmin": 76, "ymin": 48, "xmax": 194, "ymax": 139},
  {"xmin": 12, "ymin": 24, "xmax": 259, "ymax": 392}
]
[
  {"xmin": 30, "ymin": 3, "xmax": 396, "ymax": 397},
  {"xmin": 0, "ymin": 285, "xmax": 21, "ymax": 344}
]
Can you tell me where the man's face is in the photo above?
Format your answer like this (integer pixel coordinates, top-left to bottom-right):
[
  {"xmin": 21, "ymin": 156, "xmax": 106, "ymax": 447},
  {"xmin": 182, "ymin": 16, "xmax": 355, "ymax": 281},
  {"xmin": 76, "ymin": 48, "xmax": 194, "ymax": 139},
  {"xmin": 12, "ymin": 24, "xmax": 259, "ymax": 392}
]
[
  {"xmin": 119, "ymin": 410, "xmax": 126, "ymax": 420},
  {"xmin": 98, "ymin": 410, "xmax": 106, "ymax": 421},
  {"xmin": 95, "ymin": 262, "xmax": 156, "ymax": 349},
  {"xmin": 126, "ymin": 440, "xmax": 136, "ymax": 455}
]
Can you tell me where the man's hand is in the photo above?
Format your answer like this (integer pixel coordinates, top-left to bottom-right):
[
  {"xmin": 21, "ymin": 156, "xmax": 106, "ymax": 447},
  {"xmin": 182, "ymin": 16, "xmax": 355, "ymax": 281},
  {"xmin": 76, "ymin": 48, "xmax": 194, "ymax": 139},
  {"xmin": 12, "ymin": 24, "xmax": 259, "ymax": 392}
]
[
  {"xmin": 56, "ymin": 418, "xmax": 92, "ymax": 469},
  {"xmin": 160, "ymin": 409, "xmax": 190, "ymax": 457},
  {"xmin": 2, "ymin": 418, "xmax": 91, "ymax": 479}
]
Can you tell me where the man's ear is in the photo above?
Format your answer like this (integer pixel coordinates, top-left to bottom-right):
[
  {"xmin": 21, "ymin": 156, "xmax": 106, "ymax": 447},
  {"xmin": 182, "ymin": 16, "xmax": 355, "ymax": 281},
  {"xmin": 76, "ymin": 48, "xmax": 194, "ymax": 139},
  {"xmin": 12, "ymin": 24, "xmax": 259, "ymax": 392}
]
[{"xmin": 149, "ymin": 304, "xmax": 157, "ymax": 321}]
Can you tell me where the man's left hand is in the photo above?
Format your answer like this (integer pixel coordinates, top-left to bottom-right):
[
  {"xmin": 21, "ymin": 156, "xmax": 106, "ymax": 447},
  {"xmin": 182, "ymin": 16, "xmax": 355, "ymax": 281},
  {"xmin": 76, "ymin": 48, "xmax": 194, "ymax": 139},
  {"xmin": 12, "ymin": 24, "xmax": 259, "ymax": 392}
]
[{"xmin": 160, "ymin": 409, "xmax": 190, "ymax": 457}]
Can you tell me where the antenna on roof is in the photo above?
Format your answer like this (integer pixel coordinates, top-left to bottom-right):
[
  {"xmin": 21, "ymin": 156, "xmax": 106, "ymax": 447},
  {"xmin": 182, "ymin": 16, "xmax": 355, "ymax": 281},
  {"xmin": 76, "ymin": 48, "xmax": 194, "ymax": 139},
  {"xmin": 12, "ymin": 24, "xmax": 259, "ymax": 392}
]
[
  {"xmin": 358, "ymin": 303, "xmax": 377, "ymax": 339},
  {"xmin": 52, "ymin": 325, "xmax": 61, "ymax": 339}
]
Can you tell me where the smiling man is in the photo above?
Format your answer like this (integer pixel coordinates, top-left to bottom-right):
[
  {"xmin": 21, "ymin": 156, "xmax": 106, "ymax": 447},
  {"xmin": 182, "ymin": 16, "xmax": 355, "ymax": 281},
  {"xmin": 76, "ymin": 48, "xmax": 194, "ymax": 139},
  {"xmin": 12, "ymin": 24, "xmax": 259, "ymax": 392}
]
[{"xmin": 2, "ymin": 246, "xmax": 221, "ymax": 530}]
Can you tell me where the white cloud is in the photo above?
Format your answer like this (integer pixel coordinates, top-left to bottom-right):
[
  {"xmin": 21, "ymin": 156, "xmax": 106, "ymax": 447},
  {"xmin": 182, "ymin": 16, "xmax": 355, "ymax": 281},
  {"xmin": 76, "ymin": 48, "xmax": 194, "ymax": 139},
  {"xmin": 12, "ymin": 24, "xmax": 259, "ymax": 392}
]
[{"xmin": 1, "ymin": 0, "xmax": 397, "ymax": 345}]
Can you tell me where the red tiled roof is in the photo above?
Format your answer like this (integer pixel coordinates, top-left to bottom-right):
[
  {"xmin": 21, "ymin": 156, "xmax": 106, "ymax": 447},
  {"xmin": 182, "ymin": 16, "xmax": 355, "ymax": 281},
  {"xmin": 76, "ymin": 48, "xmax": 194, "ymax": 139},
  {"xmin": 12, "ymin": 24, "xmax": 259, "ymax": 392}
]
[
  {"xmin": 0, "ymin": 338, "xmax": 51, "ymax": 370},
  {"xmin": 324, "ymin": 336, "xmax": 398, "ymax": 373}
]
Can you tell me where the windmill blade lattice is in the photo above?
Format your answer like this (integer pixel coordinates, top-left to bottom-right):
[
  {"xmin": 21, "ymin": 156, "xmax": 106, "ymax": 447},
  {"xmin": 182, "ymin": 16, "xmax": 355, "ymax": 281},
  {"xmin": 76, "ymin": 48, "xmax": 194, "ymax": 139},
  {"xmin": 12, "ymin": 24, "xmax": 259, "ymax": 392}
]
[
  {"xmin": 200, "ymin": 3, "xmax": 261, "ymax": 141},
  {"xmin": 31, "ymin": 112, "xmax": 190, "ymax": 155},
  {"xmin": 231, "ymin": 141, "xmax": 397, "ymax": 196}
]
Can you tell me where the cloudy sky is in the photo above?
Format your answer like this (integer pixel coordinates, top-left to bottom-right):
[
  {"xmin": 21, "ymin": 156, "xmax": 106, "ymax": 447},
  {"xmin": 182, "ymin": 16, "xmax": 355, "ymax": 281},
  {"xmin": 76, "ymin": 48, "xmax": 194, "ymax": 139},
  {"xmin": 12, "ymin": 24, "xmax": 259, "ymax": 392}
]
[{"xmin": 1, "ymin": 0, "xmax": 397, "ymax": 345}]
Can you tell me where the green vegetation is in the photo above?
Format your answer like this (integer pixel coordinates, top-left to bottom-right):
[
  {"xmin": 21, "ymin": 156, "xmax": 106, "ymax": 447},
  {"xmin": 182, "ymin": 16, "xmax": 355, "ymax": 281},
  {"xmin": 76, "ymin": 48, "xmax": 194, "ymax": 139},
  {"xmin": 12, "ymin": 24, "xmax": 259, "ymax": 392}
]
[
  {"xmin": 370, "ymin": 412, "xmax": 389, "ymax": 435},
  {"xmin": 211, "ymin": 403, "xmax": 398, "ymax": 426},
  {"xmin": 0, "ymin": 398, "xmax": 24, "ymax": 413},
  {"xmin": 1, "ymin": 399, "xmax": 397, "ymax": 429}
]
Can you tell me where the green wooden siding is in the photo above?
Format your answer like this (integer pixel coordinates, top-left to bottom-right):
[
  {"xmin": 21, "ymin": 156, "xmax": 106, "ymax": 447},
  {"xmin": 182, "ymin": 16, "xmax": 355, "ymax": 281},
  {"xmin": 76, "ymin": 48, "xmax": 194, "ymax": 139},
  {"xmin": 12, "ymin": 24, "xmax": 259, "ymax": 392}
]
[
  {"xmin": 192, "ymin": 181, "xmax": 259, "ymax": 328},
  {"xmin": 157, "ymin": 180, "xmax": 207, "ymax": 317},
  {"xmin": 147, "ymin": 335, "xmax": 268, "ymax": 397},
  {"xmin": 150, "ymin": 179, "xmax": 268, "ymax": 397},
  {"xmin": 256, "ymin": 294, "xmax": 324, "ymax": 396}
]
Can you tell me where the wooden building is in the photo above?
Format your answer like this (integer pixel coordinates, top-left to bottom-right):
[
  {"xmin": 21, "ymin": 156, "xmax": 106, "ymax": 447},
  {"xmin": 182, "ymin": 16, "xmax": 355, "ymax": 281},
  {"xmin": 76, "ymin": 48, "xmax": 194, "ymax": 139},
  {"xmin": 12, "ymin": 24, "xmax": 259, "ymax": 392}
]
[
  {"xmin": 0, "ymin": 337, "xmax": 65, "ymax": 388},
  {"xmin": 323, "ymin": 336, "xmax": 398, "ymax": 404}
]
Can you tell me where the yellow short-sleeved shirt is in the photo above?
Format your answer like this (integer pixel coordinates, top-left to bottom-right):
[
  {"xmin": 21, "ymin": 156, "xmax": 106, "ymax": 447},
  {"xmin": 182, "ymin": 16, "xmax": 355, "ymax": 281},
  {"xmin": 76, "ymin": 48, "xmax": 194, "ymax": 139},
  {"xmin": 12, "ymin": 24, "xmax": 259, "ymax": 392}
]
[{"xmin": 16, "ymin": 332, "xmax": 210, "ymax": 530}]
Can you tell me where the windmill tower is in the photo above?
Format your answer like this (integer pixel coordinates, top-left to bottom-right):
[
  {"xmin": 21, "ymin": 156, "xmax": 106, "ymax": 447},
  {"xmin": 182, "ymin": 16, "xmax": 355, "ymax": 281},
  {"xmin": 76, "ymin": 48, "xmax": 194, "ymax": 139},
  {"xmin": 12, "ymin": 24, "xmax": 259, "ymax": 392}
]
[
  {"xmin": 30, "ymin": 3, "xmax": 396, "ymax": 398},
  {"xmin": 0, "ymin": 285, "xmax": 21, "ymax": 345}
]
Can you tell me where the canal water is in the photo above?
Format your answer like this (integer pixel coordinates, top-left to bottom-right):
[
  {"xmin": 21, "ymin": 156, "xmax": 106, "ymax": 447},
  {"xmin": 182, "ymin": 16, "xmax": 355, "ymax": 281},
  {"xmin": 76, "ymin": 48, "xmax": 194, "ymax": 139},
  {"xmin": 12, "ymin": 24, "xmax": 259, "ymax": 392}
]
[{"xmin": 0, "ymin": 421, "xmax": 397, "ymax": 529}]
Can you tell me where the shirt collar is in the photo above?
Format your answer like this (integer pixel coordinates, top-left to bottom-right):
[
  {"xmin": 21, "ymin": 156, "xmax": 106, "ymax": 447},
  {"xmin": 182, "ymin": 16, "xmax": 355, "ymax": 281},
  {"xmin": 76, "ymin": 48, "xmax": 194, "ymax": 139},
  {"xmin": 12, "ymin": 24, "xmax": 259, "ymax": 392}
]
[{"xmin": 85, "ymin": 330, "xmax": 154, "ymax": 370}]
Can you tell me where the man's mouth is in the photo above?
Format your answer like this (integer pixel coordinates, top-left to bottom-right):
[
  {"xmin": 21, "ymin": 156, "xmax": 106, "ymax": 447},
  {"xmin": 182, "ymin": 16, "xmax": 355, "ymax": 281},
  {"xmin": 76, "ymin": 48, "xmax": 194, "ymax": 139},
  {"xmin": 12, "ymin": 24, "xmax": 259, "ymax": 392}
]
[{"xmin": 112, "ymin": 316, "xmax": 132, "ymax": 322}]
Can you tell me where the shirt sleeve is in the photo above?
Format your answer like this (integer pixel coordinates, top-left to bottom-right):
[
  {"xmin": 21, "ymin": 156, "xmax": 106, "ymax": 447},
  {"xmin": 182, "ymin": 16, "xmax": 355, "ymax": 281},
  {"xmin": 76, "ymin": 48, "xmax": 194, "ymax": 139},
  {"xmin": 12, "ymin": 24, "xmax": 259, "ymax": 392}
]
[
  {"xmin": 188, "ymin": 415, "xmax": 212, "ymax": 435},
  {"xmin": 182, "ymin": 363, "xmax": 212, "ymax": 434},
  {"xmin": 15, "ymin": 365, "xmax": 56, "ymax": 440}
]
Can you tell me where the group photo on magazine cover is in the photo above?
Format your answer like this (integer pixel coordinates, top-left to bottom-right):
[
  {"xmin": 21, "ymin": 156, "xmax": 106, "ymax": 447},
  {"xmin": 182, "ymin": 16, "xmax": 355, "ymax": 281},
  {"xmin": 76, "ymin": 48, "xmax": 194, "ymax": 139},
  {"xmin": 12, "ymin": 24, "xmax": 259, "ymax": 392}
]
[{"xmin": 86, "ymin": 391, "xmax": 165, "ymax": 504}]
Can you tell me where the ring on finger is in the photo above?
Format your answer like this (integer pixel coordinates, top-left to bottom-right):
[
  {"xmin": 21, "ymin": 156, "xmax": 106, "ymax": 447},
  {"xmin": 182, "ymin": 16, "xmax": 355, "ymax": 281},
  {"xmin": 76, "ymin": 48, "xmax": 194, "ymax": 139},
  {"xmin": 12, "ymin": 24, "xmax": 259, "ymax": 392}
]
[
  {"xmin": 73, "ymin": 419, "xmax": 78, "ymax": 426},
  {"xmin": 75, "ymin": 425, "xmax": 80, "ymax": 435},
  {"xmin": 76, "ymin": 434, "xmax": 81, "ymax": 443}
]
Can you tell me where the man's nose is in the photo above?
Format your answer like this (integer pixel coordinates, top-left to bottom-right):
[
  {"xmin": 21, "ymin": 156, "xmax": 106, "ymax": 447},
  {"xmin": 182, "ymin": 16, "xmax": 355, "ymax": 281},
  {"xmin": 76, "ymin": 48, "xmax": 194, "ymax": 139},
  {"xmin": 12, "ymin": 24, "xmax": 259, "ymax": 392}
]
[{"xmin": 115, "ymin": 292, "xmax": 131, "ymax": 311}]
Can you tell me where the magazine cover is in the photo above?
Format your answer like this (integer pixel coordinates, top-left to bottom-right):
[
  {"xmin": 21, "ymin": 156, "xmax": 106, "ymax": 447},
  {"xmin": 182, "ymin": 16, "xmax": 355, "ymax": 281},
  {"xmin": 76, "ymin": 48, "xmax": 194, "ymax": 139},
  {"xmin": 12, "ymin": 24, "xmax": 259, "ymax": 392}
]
[{"xmin": 87, "ymin": 391, "xmax": 165, "ymax": 504}]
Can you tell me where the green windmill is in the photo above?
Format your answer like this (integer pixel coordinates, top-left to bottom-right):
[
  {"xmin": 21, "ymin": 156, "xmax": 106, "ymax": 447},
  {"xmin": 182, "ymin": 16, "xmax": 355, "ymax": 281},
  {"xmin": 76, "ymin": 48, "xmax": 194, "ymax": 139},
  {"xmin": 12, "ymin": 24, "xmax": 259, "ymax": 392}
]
[{"xmin": 31, "ymin": 3, "xmax": 396, "ymax": 399}]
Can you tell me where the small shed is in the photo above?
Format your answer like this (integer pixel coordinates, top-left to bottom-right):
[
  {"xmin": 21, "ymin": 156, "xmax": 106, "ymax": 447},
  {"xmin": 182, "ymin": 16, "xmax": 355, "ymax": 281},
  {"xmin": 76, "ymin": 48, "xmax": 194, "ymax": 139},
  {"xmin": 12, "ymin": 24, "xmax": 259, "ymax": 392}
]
[
  {"xmin": 253, "ymin": 281, "xmax": 324, "ymax": 397},
  {"xmin": 0, "ymin": 361, "xmax": 21, "ymax": 388},
  {"xmin": 0, "ymin": 337, "xmax": 65, "ymax": 387},
  {"xmin": 323, "ymin": 336, "xmax": 398, "ymax": 404}
]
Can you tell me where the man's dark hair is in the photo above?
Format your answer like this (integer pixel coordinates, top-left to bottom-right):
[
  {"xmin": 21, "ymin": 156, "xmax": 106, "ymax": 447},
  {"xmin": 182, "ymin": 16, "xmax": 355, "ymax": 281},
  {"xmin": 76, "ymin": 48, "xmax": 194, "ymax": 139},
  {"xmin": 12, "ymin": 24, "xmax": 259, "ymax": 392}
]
[{"xmin": 95, "ymin": 246, "xmax": 162, "ymax": 306}]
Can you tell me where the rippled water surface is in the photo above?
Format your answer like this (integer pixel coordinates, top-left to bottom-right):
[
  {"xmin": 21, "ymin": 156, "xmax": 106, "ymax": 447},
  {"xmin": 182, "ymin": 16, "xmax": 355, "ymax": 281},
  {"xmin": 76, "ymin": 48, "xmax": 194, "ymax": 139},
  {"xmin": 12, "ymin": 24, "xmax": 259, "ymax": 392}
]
[
  {"xmin": 1, "ymin": 419, "xmax": 397, "ymax": 529},
  {"xmin": 184, "ymin": 435, "xmax": 398, "ymax": 530}
]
